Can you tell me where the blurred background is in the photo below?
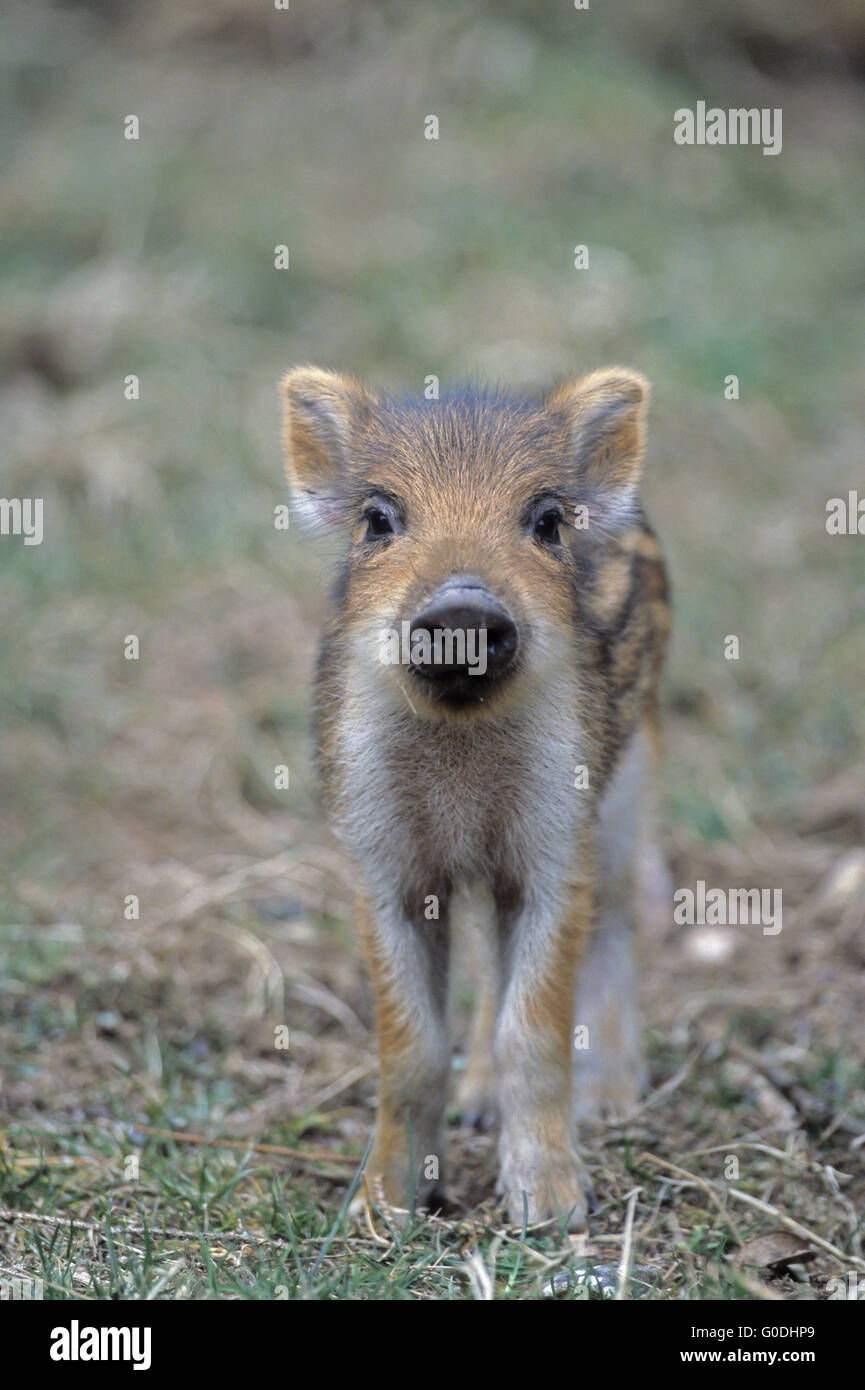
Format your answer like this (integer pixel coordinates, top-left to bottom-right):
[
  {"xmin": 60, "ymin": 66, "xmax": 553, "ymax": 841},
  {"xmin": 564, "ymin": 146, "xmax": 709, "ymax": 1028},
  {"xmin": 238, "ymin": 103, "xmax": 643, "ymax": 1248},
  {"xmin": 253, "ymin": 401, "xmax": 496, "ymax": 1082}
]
[{"xmin": 1, "ymin": 0, "xmax": 864, "ymax": 1297}]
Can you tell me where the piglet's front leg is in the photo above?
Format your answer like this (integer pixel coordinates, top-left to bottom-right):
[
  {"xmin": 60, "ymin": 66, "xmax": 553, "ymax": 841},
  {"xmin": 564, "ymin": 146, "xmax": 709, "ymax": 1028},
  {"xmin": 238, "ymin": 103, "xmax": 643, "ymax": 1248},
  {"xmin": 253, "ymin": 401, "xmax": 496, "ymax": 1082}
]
[
  {"xmin": 495, "ymin": 876, "xmax": 594, "ymax": 1230},
  {"xmin": 353, "ymin": 892, "xmax": 451, "ymax": 1218}
]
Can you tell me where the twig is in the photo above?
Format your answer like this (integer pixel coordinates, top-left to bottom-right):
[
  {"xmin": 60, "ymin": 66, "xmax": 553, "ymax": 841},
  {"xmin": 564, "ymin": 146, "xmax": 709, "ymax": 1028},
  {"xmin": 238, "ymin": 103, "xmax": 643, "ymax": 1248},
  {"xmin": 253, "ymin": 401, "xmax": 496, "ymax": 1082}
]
[
  {"xmin": 464, "ymin": 1250, "xmax": 494, "ymax": 1300},
  {"xmin": 631, "ymin": 1049, "xmax": 705, "ymax": 1114},
  {"xmin": 301, "ymin": 1060, "xmax": 375, "ymax": 1110},
  {"xmin": 680, "ymin": 1140, "xmax": 851, "ymax": 1182},
  {"xmin": 132, "ymin": 1124, "xmax": 358, "ymax": 1164},
  {"xmin": 725, "ymin": 1187, "xmax": 865, "ymax": 1272},
  {"xmin": 638, "ymin": 1152, "xmax": 745, "ymax": 1247},
  {"xmin": 616, "ymin": 1186, "xmax": 642, "ymax": 1300}
]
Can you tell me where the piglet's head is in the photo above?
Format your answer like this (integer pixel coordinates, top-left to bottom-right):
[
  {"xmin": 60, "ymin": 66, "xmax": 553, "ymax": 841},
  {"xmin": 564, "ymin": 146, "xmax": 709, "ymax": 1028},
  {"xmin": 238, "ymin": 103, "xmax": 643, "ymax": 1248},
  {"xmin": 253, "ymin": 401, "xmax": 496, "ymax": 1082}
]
[{"xmin": 281, "ymin": 365, "xmax": 649, "ymax": 716}]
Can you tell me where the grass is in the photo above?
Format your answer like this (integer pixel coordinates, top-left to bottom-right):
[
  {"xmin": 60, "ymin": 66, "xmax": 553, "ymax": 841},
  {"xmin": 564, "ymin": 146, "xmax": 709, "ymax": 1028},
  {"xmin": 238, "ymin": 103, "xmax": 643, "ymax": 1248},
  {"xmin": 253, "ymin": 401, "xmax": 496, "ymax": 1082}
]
[
  {"xmin": 1, "ymin": 0, "xmax": 864, "ymax": 1299},
  {"xmin": 4, "ymin": 1039, "xmax": 862, "ymax": 1301}
]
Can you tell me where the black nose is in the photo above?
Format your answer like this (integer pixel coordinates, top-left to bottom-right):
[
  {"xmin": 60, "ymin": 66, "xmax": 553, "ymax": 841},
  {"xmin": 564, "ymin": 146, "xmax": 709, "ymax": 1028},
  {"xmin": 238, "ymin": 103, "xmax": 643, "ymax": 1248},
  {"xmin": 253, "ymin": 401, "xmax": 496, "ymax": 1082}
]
[{"xmin": 408, "ymin": 581, "xmax": 519, "ymax": 698}]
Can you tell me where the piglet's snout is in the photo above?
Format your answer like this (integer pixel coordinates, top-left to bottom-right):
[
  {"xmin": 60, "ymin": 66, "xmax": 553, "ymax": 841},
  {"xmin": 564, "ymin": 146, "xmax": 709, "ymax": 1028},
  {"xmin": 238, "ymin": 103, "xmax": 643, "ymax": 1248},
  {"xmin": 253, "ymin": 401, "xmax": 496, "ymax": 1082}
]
[{"xmin": 409, "ymin": 579, "xmax": 518, "ymax": 686}]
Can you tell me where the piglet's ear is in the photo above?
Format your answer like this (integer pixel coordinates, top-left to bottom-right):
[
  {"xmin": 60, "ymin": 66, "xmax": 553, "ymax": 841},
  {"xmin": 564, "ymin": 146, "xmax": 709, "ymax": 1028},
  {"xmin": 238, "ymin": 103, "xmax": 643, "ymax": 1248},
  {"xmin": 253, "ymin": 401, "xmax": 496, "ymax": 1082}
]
[
  {"xmin": 281, "ymin": 366, "xmax": 377, "ymax": 525},
  {"xmin": 545, "ymin": 367, "xmax": 649, "ymax": 533}
]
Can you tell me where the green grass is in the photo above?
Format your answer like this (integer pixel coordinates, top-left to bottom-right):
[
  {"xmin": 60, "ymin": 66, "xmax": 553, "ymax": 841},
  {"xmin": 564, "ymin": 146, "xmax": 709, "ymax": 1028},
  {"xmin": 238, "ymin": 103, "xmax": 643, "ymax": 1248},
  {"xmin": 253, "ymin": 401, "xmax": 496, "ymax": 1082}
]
[{"xmin": 2, "ymin": 0, "xmax": 865, "ymax": 1300}]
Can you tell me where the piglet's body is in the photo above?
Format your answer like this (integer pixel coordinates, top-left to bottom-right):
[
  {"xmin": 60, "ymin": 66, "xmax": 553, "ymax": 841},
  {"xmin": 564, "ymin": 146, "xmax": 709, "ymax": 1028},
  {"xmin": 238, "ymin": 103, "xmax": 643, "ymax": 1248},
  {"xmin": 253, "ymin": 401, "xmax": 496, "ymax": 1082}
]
[{"xmin": 281, "ymin": 367, "xmax": 669, "ymax": 1228}]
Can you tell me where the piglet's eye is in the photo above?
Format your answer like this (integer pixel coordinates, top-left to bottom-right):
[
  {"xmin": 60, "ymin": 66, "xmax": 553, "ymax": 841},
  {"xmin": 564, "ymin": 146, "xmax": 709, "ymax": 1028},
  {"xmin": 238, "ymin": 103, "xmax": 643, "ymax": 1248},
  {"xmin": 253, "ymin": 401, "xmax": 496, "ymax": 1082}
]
[
  {"xmin": 533, "ymin": 508, "xmax": 562, "ymax": 544},
  {"xmin": 364, "ymin": 508, "xmax": 394, "ymax": 538}
]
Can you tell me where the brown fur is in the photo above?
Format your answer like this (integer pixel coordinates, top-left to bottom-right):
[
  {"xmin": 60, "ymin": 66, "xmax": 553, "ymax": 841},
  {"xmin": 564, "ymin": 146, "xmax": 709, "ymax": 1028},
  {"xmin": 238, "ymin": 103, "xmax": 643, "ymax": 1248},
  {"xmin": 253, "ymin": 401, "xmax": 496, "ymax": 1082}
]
[{"xmin": 281, "ymin": 365, "xmax": 670, "ymax": 1227}]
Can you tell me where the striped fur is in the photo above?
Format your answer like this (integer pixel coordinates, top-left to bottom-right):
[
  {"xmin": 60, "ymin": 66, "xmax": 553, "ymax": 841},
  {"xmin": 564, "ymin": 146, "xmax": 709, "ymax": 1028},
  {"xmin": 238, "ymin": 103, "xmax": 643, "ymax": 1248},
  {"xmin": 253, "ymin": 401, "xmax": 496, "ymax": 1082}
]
[{"xmin": 281, "ymin": 366, "xmax": 670, "ymax": 1228}]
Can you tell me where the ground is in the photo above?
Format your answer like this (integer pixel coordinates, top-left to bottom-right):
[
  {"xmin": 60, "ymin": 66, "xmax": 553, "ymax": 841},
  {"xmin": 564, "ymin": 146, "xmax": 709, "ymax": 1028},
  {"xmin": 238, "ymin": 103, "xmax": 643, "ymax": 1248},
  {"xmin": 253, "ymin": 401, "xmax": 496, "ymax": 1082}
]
[{"xmin": 1, "ymin": 0, "xmax": 864, "ymax": 1299}]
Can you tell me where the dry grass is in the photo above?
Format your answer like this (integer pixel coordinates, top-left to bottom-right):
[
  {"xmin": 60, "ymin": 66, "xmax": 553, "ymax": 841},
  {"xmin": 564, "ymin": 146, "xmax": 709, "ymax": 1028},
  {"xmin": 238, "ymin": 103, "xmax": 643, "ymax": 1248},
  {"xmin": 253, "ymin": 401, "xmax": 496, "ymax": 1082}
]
[{"xmin": 1, "ymin": 0, "xmax": 864, "ymax": 1299}]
